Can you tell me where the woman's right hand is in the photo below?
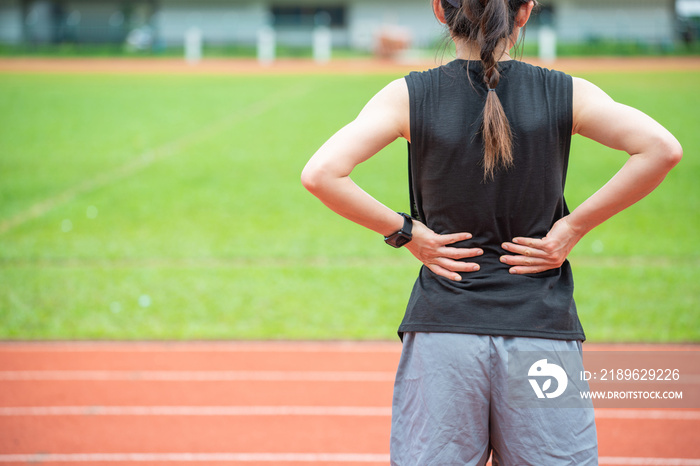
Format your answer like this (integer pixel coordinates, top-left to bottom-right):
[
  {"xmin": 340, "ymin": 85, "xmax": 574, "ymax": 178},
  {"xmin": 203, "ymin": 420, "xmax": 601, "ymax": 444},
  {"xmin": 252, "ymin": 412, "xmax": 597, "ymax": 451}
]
[{"xmin": 404, "ymin": 220, "xmax": 483, "ymax": 282}]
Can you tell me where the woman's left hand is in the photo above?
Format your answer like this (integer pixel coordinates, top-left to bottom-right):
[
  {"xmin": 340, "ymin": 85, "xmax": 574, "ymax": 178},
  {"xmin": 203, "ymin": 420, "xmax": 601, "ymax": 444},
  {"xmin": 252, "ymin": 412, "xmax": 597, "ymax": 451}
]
[{"xmin": 499, "ymin": 217, "xmax": 583, "ymax": 274}]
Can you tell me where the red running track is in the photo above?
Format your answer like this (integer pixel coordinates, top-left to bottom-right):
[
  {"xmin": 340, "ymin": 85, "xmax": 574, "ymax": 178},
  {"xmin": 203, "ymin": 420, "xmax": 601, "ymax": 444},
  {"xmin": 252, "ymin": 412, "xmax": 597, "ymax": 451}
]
[{"xmin": 0, "ymin": 341, "xmax": 698, "ymax": 466}]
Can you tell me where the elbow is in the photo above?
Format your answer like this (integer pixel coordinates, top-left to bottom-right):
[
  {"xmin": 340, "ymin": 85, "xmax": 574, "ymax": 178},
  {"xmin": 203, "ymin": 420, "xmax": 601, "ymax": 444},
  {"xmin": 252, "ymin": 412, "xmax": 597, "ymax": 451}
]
[
  {"xmin": 300, "ymin": 164, "xmax": 324, "ymax": 195},
  {"xmin": 666, "ymin": 139, "xmax": 683, "ymax": 169},
  {"xmin": 301, "ymin": 157, "xmax": 348, "ymax": 196},
  {"xmin": 658, "ymin": 134, "xmax": 683, "ymax": 170},
  {"xmin": 300, "ymin": 166, "xmax": 316, "ymax": 193},
  {"xmin": 646, "ymin": 132, "xmax": 683, "ymax": 171}
]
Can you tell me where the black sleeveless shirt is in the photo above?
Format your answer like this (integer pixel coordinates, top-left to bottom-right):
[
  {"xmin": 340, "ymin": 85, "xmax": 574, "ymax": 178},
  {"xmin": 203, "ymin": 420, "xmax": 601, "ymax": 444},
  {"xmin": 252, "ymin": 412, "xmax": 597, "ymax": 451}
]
[{"xmin": 400, "ymin": 59, "xmax": 585, "ymax": 341}]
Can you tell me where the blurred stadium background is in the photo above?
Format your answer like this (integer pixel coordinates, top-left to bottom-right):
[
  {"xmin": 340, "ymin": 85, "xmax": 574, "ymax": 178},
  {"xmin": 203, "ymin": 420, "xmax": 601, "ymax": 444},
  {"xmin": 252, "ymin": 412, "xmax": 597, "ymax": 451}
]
[{"xmin": 0, "ymin": 0, "xmax": 699, "ymax": 60}]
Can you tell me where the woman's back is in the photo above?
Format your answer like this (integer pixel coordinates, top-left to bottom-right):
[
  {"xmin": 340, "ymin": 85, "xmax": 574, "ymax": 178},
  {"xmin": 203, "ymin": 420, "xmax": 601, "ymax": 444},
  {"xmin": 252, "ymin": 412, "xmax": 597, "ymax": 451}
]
[
  {"xmin": 401, "ymin": 59, "xmax": 583, "ymax": 341},
  {"xmin": 408, "ymin": 59, "xmax": 572, "ymax": 246}
]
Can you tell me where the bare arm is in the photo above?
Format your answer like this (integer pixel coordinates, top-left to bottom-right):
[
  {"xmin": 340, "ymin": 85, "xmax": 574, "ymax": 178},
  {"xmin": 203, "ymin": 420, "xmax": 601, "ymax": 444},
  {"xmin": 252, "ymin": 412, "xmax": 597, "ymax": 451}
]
[
  {"xmin": 501, "ymin": 77, "xmax": 682, "ymax": 274},
  {"xmin": 301, "ymin": 78, "xmax": 483, "ymax": 281}
]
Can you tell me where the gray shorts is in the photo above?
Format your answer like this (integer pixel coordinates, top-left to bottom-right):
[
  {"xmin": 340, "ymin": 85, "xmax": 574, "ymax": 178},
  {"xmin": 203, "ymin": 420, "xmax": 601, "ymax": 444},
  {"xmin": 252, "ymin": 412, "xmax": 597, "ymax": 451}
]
[{"xmin": 390, "ymin": 332, "xmax": 598, "ymax": 466}]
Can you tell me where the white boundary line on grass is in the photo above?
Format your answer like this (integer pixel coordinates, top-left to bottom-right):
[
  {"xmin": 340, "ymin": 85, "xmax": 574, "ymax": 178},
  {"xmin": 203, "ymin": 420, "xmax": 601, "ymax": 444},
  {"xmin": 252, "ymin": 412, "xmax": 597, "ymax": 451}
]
[
  {"xmin": 0, "ymin": 454, "xmax": 697, "ymax": 465},
  {"xmin": 0, "ymin": 83, "xmax": 311, "ymax": 236}
]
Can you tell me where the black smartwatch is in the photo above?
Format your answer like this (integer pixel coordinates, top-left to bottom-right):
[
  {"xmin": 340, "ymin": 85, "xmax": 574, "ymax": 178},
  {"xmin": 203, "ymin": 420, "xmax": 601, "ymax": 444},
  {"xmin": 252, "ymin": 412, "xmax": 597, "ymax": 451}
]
[{"xmin": 384, "ymin": 213, "xmax": 413, "ymax": 248}]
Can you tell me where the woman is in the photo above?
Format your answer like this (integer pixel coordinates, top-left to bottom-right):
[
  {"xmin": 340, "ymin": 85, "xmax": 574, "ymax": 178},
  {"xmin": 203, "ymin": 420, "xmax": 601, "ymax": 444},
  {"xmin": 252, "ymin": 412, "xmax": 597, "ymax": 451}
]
[{"xmin": 301, "ymin": 0, "xmax": 682, "ymax": 464}]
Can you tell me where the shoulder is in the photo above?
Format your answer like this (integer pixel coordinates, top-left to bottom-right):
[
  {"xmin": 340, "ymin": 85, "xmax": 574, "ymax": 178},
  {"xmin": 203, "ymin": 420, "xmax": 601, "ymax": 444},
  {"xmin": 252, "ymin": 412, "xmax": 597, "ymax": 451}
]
[
  {"xmin": 571, "ymin": 77, "xmax": 614, "ymax": 113},
  {"xmin": 356, "ymin": 78, "xmax": 410, "ymax": 141},
  {"xmin": 386, "ymin": 77, "xmax": 409, "ymax": 95},
  {"xmin": 366, "ymin": 78, "xmax": 408, "ymax": 110},
  {"xmin": 572, "ymin": 76, "xmax": 610, "ymax": 99},
  {"xmin": 570, "ymin": 77, "xmax": 616, "ymax": 135},
  {"xmin": 406, "ymin": 60, "xmax": 465, "ymax": 83},
  {"xmin": 406, "ymin": 61, "xmax": 457, "ymax": 79},
  {"xmin": 404, "ymin": 61, "xmax": 465, "ymax": 102},
  {"xmin": 405, "ymin": 66, "xmax": 435, "ymax": 90},
  {"xmin": 507, "ymin": 60, "xmax": 572, "ymax": 85},
  {"xmin": 505, "ymin": 61, "xmax": 573, "ymax": 112}
]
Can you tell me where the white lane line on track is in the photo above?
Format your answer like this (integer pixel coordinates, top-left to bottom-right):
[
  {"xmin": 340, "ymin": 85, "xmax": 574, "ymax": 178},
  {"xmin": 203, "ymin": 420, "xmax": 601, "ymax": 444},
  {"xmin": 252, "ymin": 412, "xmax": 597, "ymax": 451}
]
[
  {"xmin": 0, "ymin": 405, "xmax": 698, "ymax": 420},
  {"xmin": 0, "ymin": 405, "xmax": 392, "ymax": 416},
  {"xmin": 9, "ymin": 370, "xmax": 694, "ymax": 386},
  {"xmin": 0, "ymin": 454, "xmax": 697, "ymax": 465},
  {"xmin": 0, "ymin": 453, "xmax": 390, "ymax": 463},
  {"xmin": 0, "ymin": 341, "xmax": 403, "ymax": 353},
  {"xmin": 10, "ymin": 370, "xmax": 697, "ymax": 384},
  {"xmin": 598, "ymin": 459, "xmax": 700, "ymax": 466},
  {"xmin": 1, "ymin": 342, "xmax": 696, "ymax": 353},
  {"xmin": 594, "ymin": 409, "xmax": 700, "ymax": 420},
  {"xmin": 1, "ymin": 341, "xmax": 696, "ymax": 354},
  {"xmin": 0, "ymin": 370, "xmax": 396, "ymax": 382}
]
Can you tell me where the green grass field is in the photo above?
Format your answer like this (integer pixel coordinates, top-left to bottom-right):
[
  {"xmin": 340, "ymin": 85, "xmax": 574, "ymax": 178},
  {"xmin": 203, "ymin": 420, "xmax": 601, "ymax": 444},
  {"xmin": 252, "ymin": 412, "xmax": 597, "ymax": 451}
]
[{"xmin": 0, "ymin": 67, "xmax": 698, "ymax": 342}]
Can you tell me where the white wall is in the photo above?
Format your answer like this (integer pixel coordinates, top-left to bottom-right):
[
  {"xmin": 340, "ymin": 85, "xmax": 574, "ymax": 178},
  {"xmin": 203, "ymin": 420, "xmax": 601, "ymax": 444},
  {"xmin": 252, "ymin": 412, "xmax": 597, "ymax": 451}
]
[
  {"xmin": 155, "ymin": 0, "xmax": 267, "ymax": 46},
  {"xmin": 555, "ymin": 0, "xmax": 674, "ymax": 42},
  {"xmin": 678, "ymin": 0, "xmax": 700, "ymax": 17}
]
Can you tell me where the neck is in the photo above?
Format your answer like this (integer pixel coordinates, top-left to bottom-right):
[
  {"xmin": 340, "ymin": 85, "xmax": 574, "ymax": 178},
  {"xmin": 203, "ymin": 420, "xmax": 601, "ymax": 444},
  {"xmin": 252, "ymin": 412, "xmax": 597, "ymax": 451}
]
[{"xmin": 453, "ymin": 31, "xmax": 519, "ymax": 62}]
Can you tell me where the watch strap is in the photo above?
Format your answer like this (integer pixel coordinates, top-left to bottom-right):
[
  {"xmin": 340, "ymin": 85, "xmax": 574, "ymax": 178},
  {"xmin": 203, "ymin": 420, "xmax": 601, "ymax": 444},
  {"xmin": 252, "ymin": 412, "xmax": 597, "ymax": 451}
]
[{"xmin": 384, "ymin": 213, "xmax": 413, "ymax": 248}]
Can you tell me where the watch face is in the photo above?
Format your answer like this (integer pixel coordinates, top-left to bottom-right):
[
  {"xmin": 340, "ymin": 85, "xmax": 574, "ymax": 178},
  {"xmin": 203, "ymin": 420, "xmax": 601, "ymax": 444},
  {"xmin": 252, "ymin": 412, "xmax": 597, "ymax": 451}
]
[
  {"xmin": 393, "ymin": 235, "xmax": 411, "ymax": 248},
  {"xmin": 385, "ymin": 213, "xmax": 413, "ymax": 248},
  {"xmin": 386, "ymin": 232, "xmax": 411, "ymax": 248}
]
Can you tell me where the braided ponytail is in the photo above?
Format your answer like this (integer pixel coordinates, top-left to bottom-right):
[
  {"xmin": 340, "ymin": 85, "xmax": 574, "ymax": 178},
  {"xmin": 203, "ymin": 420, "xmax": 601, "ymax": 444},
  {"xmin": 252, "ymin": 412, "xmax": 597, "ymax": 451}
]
[{"xmin": 441, "ymin": 0, "xmax": 533, "ymax": 180}]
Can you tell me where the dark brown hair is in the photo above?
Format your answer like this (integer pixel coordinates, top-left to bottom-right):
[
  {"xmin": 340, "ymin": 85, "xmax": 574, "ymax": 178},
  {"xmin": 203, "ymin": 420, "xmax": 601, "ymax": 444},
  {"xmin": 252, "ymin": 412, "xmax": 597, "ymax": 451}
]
[{"xmin": 441, "ymin": 0, "xmax": 534, "ymax": 180}]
